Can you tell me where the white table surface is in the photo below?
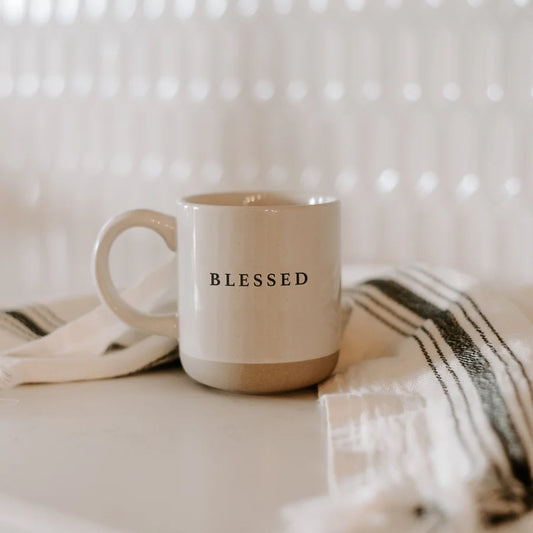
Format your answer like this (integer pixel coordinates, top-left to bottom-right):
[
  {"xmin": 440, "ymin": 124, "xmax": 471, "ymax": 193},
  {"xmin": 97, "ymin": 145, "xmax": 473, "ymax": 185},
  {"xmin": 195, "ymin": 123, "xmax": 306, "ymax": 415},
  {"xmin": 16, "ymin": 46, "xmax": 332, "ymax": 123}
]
[{"xmin": 0, "ymin": 368, "xmax": 327, "ymax": 533}]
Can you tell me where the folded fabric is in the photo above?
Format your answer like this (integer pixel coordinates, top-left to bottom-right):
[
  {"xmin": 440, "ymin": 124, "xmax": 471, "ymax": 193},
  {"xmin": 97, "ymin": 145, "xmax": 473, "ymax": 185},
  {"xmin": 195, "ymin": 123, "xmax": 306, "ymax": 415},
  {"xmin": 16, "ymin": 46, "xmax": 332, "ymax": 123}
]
[
  {"xmin": 285, "ymin": 265, "xmax": 533, "ymax": 533},
  {"xmin": 0, "ymin": 260, "xmax": 178, "ymax": 388}
]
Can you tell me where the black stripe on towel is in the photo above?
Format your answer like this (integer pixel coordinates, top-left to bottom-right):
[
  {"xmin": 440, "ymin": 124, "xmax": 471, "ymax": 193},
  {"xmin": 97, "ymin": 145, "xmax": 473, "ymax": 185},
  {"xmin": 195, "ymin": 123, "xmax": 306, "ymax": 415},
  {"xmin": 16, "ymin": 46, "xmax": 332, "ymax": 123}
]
[
  {"xmin": 5, "ymin": 310, "xmax": 48, "ymax": 337},
  {"xmin": 28, "ymin": 305, "xmax": 65, "ymax": 332},
  {"xmin": 349, "ymin": 288, "xmax": 418, "ymax": 330},
  {"xmin": 352, "ymin": 290, "xmax": 493, "ymax": 470},
  {"xmin": 351, "ymin": 295, "xmax": 453, "ymax": 408},
  {"xmin": 412, "ymin": 266, "xmax": 533, "ymax": 410},
  {"xmin": 36, "ymin": 305, "xmax": 65, "ymax": 327},
  {"xmin": 351, "ymin": 294, "xmax": 477, "ymax": 462},
  {"xmin": 0, "ymin": 313, "xmax": 37, "ymax": 341},
  {"xmin": 350, "ymin": 295, "xmax": 412, "ymax": 337},
  {"xmin": 400, "ymin": 268, "xmax": 533, "ymax": 459},
  {"xmin": 364, "ymin": 278, "xmax": 532, "ymax": 496}
]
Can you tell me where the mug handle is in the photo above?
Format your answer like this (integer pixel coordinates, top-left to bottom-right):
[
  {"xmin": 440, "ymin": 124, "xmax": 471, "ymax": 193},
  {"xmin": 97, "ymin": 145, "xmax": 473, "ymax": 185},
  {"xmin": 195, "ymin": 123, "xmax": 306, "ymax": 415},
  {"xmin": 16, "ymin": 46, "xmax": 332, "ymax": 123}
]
[{"xmin": 93, "ymin": 209, "xmax": 178, "ymax": 338}]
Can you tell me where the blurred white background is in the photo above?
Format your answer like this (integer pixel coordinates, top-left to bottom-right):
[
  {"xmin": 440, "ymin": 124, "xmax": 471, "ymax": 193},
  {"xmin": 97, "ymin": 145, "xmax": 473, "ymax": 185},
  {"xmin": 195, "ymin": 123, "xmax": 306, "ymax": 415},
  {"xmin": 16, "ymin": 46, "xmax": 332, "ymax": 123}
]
[{"xmin": 0, "ymin": 0, "xmax": 532, "ymax": 305}]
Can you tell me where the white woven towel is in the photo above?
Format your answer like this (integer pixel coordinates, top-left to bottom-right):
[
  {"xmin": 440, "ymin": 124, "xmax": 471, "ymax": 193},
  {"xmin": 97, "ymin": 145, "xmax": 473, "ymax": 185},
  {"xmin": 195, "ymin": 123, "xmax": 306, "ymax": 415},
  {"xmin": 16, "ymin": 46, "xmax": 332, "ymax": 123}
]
[
  {"xmin": 286, "ymin": 265, "xmax": 533, "ymax": 533},
  {"xmin": 0, "ymin": 260, "xmax": 178, "ymax": 388}
]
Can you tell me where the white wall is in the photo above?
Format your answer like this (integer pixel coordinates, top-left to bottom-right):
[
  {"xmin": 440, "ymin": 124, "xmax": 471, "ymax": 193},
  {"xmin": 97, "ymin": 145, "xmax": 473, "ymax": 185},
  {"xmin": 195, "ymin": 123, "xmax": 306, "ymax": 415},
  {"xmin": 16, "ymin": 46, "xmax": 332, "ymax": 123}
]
[{"xmin": 1, "ymin": 0, "xmax": 532, "ymax": 304}]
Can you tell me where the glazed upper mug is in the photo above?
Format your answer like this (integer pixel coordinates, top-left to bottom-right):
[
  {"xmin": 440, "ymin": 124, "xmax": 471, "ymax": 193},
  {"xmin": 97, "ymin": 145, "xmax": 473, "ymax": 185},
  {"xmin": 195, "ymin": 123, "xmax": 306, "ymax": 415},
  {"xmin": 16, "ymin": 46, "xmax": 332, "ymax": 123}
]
[{"xmin": 93, "ymin": 191, "xmax": 341, "ymax": 393}]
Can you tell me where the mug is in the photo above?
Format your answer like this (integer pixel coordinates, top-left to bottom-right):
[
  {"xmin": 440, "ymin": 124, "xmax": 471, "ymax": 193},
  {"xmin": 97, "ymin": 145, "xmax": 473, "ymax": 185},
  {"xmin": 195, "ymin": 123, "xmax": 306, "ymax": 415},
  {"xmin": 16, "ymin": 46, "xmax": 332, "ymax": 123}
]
[{"xmin": 93, "ymin": 191, "xmax": 341, "ymax": 393}]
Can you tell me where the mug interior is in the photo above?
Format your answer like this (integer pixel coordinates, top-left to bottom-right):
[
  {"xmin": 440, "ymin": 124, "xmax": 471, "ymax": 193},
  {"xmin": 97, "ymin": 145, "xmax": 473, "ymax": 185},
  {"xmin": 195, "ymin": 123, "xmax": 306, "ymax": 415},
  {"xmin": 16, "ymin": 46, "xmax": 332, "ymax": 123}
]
[{"xmin": 181, "ymin": 191, "xmax": 337, "ymax": 207}]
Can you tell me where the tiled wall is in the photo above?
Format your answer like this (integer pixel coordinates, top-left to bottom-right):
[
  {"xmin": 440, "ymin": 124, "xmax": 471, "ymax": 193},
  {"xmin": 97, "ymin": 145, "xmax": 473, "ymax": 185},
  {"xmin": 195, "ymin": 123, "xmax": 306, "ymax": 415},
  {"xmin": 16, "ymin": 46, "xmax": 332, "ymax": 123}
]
[{"xmin": 1, "ymin": 0, "xmax": 532, "ymax": 304}]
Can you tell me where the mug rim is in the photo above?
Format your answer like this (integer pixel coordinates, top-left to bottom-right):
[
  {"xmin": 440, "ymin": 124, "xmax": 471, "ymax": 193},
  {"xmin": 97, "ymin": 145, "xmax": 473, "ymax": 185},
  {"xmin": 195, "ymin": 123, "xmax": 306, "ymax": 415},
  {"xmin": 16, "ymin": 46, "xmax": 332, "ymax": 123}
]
[{"xmin": 179, "ymin": 191, "xmax": 339, "ymax": 208}]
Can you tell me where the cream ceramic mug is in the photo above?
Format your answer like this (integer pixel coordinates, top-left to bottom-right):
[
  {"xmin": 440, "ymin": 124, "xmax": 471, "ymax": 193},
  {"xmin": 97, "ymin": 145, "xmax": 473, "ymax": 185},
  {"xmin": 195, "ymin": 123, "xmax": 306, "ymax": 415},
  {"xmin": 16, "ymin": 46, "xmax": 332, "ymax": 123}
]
[{"xmin": 93, "ymin": 191, "xmax": 341, "ymax": 393}]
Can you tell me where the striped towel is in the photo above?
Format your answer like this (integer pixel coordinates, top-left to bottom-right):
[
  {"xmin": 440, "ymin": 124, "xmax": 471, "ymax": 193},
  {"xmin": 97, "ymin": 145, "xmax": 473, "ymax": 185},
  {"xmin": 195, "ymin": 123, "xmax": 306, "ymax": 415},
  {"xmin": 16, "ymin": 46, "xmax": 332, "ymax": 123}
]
[
  {"xmin": 286, "ymin": 265, "xmax": 533, "ymax": 533},
  {"xmin": 0, "ymin": 260, "xmax": 179, "ymax": 388}
]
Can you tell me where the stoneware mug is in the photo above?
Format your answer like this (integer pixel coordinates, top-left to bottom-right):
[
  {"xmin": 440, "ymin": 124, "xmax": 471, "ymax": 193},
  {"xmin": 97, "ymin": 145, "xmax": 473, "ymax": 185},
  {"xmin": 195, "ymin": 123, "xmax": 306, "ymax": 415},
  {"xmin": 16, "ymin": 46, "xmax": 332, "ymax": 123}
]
[{"xmin": 93, "ymin": 191, "xmax": 341, "ymax": 393}]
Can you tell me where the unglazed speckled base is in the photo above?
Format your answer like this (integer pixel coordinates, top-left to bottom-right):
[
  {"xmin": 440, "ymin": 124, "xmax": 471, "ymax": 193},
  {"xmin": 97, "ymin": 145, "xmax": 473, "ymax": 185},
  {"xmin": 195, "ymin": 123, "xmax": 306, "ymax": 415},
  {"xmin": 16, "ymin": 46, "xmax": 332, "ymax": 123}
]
[{"xmin": 180, "ymin": 352, "xmax": 339, "ymax": 394}]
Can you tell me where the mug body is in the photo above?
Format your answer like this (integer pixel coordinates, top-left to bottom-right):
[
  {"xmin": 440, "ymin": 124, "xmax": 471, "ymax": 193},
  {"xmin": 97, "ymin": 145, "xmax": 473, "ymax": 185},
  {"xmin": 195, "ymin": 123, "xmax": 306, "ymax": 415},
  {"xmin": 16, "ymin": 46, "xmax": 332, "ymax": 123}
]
[{"xmin": 176, "ymin": 192, "xmax": 340, "ymax": 393}]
